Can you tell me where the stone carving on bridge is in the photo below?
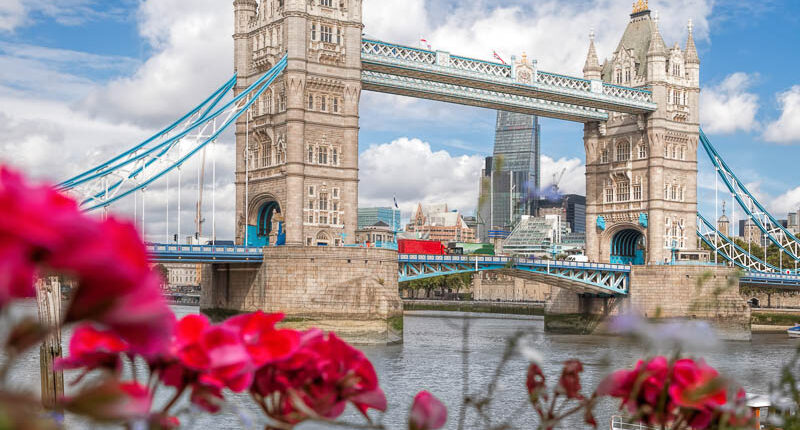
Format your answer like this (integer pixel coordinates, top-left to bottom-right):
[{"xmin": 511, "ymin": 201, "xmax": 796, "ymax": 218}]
[{"xmin": 513, "ymin": 53, "xmax": 536, "ymax": 85}]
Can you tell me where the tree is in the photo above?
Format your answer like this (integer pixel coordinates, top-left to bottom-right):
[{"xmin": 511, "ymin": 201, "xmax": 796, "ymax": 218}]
[{"xmin": 154, "ymin": 264, "xmax": 169, "ymax": 286}]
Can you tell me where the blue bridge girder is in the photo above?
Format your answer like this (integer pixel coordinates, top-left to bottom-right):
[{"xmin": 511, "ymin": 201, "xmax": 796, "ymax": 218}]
[
  {"xmin": 740, "ymin": 272, "xmax": 800, "ymax": 289},
  {"xmin": 398, "ymin": 254, "xmax": 631, "ymax": 296},
  {"xmin": 360, "ymin": 39, "xmax": 657, "ymax": 122},
  {"xmin": 147, "ymin": 244, "xmax": 264, "ymax": 263}
]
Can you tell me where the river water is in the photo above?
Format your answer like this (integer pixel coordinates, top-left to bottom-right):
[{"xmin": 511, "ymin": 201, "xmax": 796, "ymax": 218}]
[{"xmin": 3, "ymin": 304, "xmax": 797, "ymax": 429}]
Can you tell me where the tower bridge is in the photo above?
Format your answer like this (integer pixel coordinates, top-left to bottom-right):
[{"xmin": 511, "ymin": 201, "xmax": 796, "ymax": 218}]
[{"xmin": 57, "ymin": 0, "xmax": 800, "ymax": 342}]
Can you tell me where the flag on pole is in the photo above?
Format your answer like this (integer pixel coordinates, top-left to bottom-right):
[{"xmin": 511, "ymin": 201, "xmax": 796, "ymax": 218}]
[
  {"xmin": 493, "ymin": 51, "xmax": 507, "ymax": 64},
  {"xmin": 420, "ymin": 37, "xmax": 431, "ymax": 50},
  {"xmin": 393, "ymin": 194, "xmax": 399, "ymax": 209}
]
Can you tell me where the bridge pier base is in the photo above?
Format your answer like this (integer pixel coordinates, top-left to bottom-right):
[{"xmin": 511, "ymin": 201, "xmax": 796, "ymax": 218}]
[
  {"xmin": 200, "ymin": 247, "xmax": 403, "ymax": 344},
  {"xmin": 544, "ymin": 265, "xmax": 751, "ymax": 340}
]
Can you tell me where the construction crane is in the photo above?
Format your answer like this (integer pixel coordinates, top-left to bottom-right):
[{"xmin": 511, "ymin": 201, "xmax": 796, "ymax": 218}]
[{"xmin": 552, "ymin": 168, "xmax": 567, "ymax": 194}]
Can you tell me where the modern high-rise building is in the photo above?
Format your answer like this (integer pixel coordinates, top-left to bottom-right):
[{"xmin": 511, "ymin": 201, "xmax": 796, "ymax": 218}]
[
  {"xmin": 477, "ymin": 112, "xmax": 541, "ymax": 242},
  {"xmin": 357, "ymin": 207, "xmax": 402, "ymax": 232}
]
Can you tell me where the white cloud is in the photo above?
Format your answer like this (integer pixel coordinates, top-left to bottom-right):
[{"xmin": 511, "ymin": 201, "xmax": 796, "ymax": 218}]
[
  {"xmin": 358, "ymin": 138, "xmax": 484, "ymax": 216},
  {"xmin": 81, "ymin": 0, "xmax": 233, "ymax": 127},
  {"xmin": 540, "ymin": 155, "xmax": 585, "ymax": 195},
  {"xmin": 0, "ymin": 0, "xmax": 24, "ymax": 32},
  {"xmin": 764, "ymin": 86, "xmax": 800, "ymax": 144},
  {"xmin": 700, "ymin": 72, "xmax": 759, "ymax": 134},
  {"xmin": 770, "ymin": 186, "xmax": 800, "ymax": 217}
]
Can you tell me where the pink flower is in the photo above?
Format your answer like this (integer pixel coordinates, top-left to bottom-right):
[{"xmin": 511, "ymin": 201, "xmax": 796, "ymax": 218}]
[
  {"xmin": 223, "ymin": 311, "xmax": 301, "ymax": 367},
  {"xmin": 408, "ymin": 391, "xmax": 447, "ymax": 430},
  {"xmin": 54, "ymin": 324, "xmax": 129, "ymax": 373},
  {"xmin": 526, "ymin": 363, "xmax": 547, "ymax": 403},
  {"xmin": 669, "ymin": 358, "xmax": 727, "ymax": 409},
  {"xmin": 0, "ymin": 242, "xmax": 37, "ymax": 307},
  {"xmin": 62, "ymin": 380, "xmax": 152, "ymax": 423},
  {"xmin": 556, "ymin": 359, "xmax": 584, "ymax": 400},
  {"xmin": 251, "ymin": 330, "xmax": 386, "ymax": 425}
]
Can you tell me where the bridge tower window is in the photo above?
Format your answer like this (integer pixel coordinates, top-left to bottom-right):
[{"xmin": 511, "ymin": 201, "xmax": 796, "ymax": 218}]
[
  {"xmin": 616, "ymin": 141, "xmax": 630, "ymax": 162},
  {"xmin": 321, "ymin": 25, "xmax": 333, "ymax": 43},
  {"xmin": 625, "ymin": 68, "xmax": 631, "ymax": 83},
  {"xmin": 638, "ymin": 145, "xmax": 647, "ymax": 159},
  {"xmin": 308, "ymin": 145, "xmax": 314, "ymax": 163},
  {"xmin": 320, "ymin": 0, "xmax": 332, "ymax": 7},
  {"xmin": 633, "ymin": 184, "xmax": 642, "ymax": 200},
  {"xmin": 337, "ymin": 28, "xmax": 342, "ymax": 45},
  {"xmin": 311, "ymin": 24, "xmax": 316, "ymax": 41},
  {"xmin": 617, "ymin": 181, "xmax": 630, "ymax": 202},
  {"xmin": 600, "ymin": 149, "xmax": 609, "ymax": 163},
  {"xmin": 318, "ymin": 147, "xmax": 328, "ymax": 164},
  {"xmin": 605, "ymin": 187, "xmax": 613, "ymax": 203},
  {"xmin": 308, "ymin": 94, "xmax": 314, "ymax": 110},
  {"xmin": 332, "ymin": 97, "xmax": 339, "ymax": 113}
]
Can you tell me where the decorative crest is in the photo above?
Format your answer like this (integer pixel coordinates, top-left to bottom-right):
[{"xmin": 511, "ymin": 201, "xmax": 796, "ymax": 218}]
[{"xmin": 632, "ymin": 0, "xmax": 649, "ymax": 14}]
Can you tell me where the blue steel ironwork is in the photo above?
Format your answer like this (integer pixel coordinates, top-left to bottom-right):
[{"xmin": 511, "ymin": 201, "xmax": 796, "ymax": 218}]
[
  {"xmin": 148, "ymin": 243, "xmax": 264, "ymax": 263},
  {"xmin": 696, "ymin": 212, "xmax": 784, "ymax": 273},
  {"xmin": 700, "ymin": 130, "xmax": 800, "ymax": 261},
  {"xmin": 60, "ymin": 55, "xmax": 288, "ymax": 212},
  {"xmin": 740, "ymin": 272, "xmax": 800, "ymax": 288},
  {"xmin": 398, "ymin": 254, "xmax": 630, "ymax": 295},
  {"xmin": 361, "ymin": 38, "xmax": 657, "ymax": 120}
]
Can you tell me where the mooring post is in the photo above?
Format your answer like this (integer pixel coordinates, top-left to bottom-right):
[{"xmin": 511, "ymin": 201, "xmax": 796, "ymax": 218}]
[{"xmin": 36, "ymin": 277, "xmax": 64, "ymax": 409}]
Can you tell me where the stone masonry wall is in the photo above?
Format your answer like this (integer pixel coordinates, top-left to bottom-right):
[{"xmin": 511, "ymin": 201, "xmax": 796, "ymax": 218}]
[
  {"xmin": 473, "ymin": 272, "xmax": 551, "ymax": 302},
  {"xmin": 545, "ymin": 265, "xmax": 751, "ymax": 339},
  {"xmin": 201, "ymin": 246, "xmax": 403, "ymax": 344}
]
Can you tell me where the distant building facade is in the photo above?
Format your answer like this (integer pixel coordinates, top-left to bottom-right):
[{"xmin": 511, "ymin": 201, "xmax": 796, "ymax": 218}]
[
  {"xmin": 355, "ymin": 221, "xmax": 396, "ymax": 246},
  {"xmin": 163, "ymin": 263, "xmax": 201, "ymax": 288},
  {"xmin": 502, "ymin": 215, "xmax": 586, "ymax": 258},
  {"xmin": 477, "ymin": 112, "xmax": 541, "ymax": 241},
  {"xmin": 406, "ymin": 203, "xmax": 476, "ymax": 243},
  {"xmin": 537, "ymin": 194, "xmax": 587, "ymax": 234},
  {"xmin": 357, "ymin": 207, "xmax": 402, "ymax": 232}
]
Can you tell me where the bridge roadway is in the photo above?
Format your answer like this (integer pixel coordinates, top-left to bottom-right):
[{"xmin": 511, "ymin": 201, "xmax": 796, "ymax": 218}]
[
  {"xmin": 146, "ymin": 244, "xmax": 800, "ymax": 295},
  {"xmin": 360, "ymin": 39, "xmax": 657, "ymax": 123}
]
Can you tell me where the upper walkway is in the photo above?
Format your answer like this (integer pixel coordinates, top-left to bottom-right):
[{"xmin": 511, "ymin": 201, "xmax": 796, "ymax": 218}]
[{"xmin": 360, "ymin": 38, "xmax": 657, "ymax": 123}]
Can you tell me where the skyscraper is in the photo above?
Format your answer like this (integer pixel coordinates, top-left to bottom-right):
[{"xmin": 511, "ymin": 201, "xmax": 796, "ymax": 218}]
[{"xmin": 477, "ymin": 112, "xmax": 541, "ymax": 242}]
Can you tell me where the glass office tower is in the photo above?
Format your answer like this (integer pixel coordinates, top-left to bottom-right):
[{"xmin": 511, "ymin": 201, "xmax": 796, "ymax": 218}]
[{"xmin": 477, "ymin": 112, "xmax": 541, "ymax": 241}]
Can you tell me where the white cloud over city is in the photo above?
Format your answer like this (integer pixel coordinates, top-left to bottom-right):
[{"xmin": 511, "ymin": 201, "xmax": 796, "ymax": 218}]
[
  {"xmin": 700, "ymin": 72, "xmax": 760, "ymax": 135},
  {"xmin": 764, "ymin": 86, "xmax": 800, "ymax": 144}
]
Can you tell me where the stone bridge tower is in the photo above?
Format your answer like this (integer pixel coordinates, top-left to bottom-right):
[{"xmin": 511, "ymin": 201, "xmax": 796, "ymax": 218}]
[
  {"xmin": 583, "ymin": 2, "xmax": 701, "ymax": 265},
  {"xmin": 233, "ymin": 0, "xmax": 362, "ymax": 247}
]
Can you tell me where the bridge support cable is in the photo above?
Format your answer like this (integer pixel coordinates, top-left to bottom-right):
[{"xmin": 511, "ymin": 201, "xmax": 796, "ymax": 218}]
[
  {"xmin": 696, "ymin": 212, "xmax": 784, "ymax": 273},
  {"xmin": 700, "ymin": 130, "xmax": 800, "ymax": 261},
  {"xmin": 59, "ymin": 55, "xmax": 288, "ymax": 213}
]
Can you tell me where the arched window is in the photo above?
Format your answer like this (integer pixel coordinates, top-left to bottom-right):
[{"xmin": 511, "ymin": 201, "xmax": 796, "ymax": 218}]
[
  {"xmin": 307, "ymin": 145, "xmax": 314, "ymax": 163},
  {"xmin": 601, "ymin": 149, "xmax": 609, "ymax": 163},
  {"xmin": 664, "ymin": 144, "xmax": 669, "ymax": 158},
  {"xmin": 638, "ymin": 145, "xmax": 647, "ymax": 159},
  {"xmin": 318, "ymin": 146, "xmax": 328, "ymax": 164},
  {"xmin": 633, "ymin": 184, "xmax": 642, "ymax": 200},
  {"xmin": 308, "ymin": 94, "xmax": 314, "ymax": 110},
  {"xmin": 616, "ymin": 181, "xmax": 630, "ymax": 201},
  {"xmin": 261, "ymin": 141, "xmax": 271, "ymax": 167},
  {"xmin": 680, "ymin": 145, "xmax": 686, "ymax": 160},
  {"xmin": 332, "ymin": 147, "xmax": 339, "ymax": 165},
  {"xmin": 616, "ymin": 141, "xmax": 630, "ymax": 162}
]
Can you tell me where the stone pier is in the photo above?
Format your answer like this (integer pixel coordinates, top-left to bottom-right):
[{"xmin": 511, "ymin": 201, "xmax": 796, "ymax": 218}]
[
  {"xmin": 201, "ymin": 247, "xmax": 403, "ymax": 344},
  {"xmin": 544, "ymin": 265, "xmax": 751, "ymax": 340}
]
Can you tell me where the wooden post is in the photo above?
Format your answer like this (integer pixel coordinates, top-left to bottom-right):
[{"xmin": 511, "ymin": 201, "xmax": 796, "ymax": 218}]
[{"xmin": 36, "ymin": 276, "xmax": 64, "ymax": 409}]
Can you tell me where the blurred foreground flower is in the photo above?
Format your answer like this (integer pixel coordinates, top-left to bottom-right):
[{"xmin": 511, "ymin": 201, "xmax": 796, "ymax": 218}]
[{"xmin": 408, "ymin": 391, "xmax": 447, "ymax": 430}]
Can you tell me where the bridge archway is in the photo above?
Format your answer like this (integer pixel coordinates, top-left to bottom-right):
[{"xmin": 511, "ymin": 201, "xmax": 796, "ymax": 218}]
[
  {"xmin": 246, "ymin": 196, "xmax": 283, "ymax": 247},
  {"xmin": 610, "ymin": 228, "xmax": 646, "ymax": 265}
]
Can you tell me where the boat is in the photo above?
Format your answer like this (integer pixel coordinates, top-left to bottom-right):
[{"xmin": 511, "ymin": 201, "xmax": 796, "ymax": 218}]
[{"xmin": 787, "ymin": 324, "xmax": 800, "ymax": 338}]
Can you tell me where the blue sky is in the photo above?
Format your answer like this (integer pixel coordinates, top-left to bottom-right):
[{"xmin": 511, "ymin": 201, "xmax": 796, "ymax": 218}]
[{"xmin": 0, "ymin": 0, "xmax": 798, "ymax": 240}]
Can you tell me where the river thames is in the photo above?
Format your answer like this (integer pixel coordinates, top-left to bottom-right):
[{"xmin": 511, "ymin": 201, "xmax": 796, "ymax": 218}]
[{"xmin": 4, "ymin": 305, "xmax": 797, "ymax": 429}]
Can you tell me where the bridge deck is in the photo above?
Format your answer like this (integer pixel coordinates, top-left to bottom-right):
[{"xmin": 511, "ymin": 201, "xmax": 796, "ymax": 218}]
[{"xmin": 145, "ymin": 244, "xmax": 800, "ymax": 291}]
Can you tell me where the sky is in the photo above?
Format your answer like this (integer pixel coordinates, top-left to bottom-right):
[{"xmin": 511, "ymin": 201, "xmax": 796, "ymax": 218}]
[{"xmin": 0, "ymin": 0, "xmax": 798, "ymax": 241}]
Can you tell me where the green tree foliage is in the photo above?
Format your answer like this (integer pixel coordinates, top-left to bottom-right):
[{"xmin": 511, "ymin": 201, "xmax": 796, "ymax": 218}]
[{"xmin": 400, "ymin": 273, "xmax": 474, "ymax": 299}]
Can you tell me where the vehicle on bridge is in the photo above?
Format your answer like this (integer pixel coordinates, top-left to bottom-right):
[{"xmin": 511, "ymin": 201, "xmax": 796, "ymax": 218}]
[
  {"xmin": 397, "ymin": 239, "xmax": 447, "ymax": 255},
  {"xmin": 446, "ymin": 242, "xmax": 495, "ymax": 256}
]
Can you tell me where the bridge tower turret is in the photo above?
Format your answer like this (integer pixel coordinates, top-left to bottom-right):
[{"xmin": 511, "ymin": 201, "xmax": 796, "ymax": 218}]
[
  {"xmin": 233, "ymin": 0, "xmax": 363, "ymax": 247},
  {"xmin": 584, "ymin": 4, "xmax": 702, "ymax": 265}
]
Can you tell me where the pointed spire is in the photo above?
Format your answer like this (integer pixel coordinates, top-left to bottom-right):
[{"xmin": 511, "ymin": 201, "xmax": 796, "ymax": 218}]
[
  {"xmin": 647, "ymin": 10, "xmax": 667, "ymax": 58},
  {"xmin": 685, "ymin": 18, "xmax": 700, "ymax": 64},
  {"xmin": 583, "ymin": 29, "xmax": 602, "ymax": 80}
]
